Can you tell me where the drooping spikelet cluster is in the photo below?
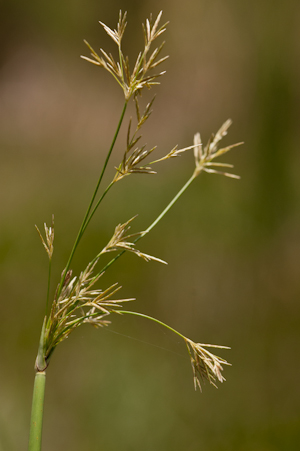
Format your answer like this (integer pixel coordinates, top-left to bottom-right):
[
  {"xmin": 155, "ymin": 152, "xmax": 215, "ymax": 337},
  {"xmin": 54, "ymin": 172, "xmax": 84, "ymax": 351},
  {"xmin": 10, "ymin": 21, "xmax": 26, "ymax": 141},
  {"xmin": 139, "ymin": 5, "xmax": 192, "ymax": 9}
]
[{"xmin": 184, "ymin": 338, "xmax": 231, "ymax": 391}]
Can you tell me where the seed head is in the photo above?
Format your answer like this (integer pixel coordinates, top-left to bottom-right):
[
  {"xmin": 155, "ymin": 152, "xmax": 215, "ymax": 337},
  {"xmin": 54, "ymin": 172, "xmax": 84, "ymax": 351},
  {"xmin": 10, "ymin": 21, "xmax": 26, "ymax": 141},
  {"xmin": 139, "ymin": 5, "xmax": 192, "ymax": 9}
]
[
  {"xmin": 81, "ymin": 11, "xmax": 168, "ymax": 100},
  {"xmin": 100, "ymin": 217, "xmax": 167, "ymax": 264},
  {"xmin": 185, "ymin": 338, "xmax": 231, "ymax": 391},
  {"xmin": 43, "ymin": 261, "xmax": 134, "ymax": 364},
  {"xmin": 193, "ymin": 120, "xmax": 243, "ymax": 179}
]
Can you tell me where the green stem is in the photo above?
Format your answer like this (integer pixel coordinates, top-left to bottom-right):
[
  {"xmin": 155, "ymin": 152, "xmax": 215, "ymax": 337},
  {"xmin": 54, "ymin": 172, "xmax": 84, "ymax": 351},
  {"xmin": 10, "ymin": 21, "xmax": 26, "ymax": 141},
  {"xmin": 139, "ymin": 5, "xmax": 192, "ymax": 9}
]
[
  {"xmin": 58, "ymin": 309, "xmax": 186, "ymax": 344},
  {"xmin": 80, "ymin": 181, "xmax": 114, "ymax": 236},
  {"xmin": 28, "ymin": 371, "xmax": 46, "ymax": 451},
  {"xmin": 45, "ymin": 259, "xmax": 52, "ymax": 316},
  {"xmin": 118, "ymin": 310, "xmax": 186, "ymax": 341},
  {"xmin": 57, "ymin": 101, "xmax": 128, "ymax": 297},
  {"xmin": 99, "ymin": 173, "xmax": 196, "ymax": 274},
  {"xmin": 140, "ymin": 173, "xmax": 196, "ymax": 237}
]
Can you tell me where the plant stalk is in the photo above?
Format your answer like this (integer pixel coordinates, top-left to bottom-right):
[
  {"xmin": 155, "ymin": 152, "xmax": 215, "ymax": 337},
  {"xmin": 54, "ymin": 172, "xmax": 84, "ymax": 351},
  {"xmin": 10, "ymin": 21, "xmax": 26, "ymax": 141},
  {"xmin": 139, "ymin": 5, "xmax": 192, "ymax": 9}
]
[
  {"xmin": 57, "ymin": 101, "xmax": 128, "ymax": 297},
  {"xmin": 45, "ymin": 259, "xmax": 52, "ymax": 316},
  {"xmin": 140, "ymin": 173, "xmax": 196, "ymax": 237},
  {"xmin": 120, "ymin": 310, "xmax": 186, "ymax": 340},
  {"xmin": 28, "ymin": 371, "xmax": 46, "ymax": 451}
]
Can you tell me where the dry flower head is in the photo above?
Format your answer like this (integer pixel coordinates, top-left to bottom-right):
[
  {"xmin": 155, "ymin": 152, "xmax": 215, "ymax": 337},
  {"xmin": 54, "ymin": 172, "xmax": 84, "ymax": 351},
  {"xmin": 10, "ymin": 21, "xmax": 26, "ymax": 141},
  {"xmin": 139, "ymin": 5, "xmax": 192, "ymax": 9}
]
[
  {"xmin": 100, "ymin": 217, "xmax": 167, "ymax": 264},
  {"xmin": 114, "ymin": 96, "xmax": 201, "ymax": 182},
  {"xmin": 81, "ymin": 11, "xmax": 168, "ymax": 100},
  {"xmin": 185, "ymin": 338, "xmax": 231, "ymax": 391},
  {"xmin": 193, "ymin": 119, "xmax": 243, "ymax": 179},
  {"xmin": 43, "ymin": 261, "xmax": 134, "ymax": 364}
]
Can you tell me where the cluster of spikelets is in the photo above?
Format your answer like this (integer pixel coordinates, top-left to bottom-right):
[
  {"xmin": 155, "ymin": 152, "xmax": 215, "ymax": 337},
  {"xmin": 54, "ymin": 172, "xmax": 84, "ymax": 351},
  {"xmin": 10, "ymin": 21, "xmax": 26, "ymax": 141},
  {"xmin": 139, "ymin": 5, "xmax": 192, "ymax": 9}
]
[
  {"xmin": 35, "ymin": 11, "xmax": 242, "ymax": 390},
  {"xmin": 193, "ymin": 119, "xmax": 241, "ymax": 179},
  {"xmin": 100, "ymin": 217, "xmax": 167, "ymax": 264},
  {"xmin": 112, "ymin": 96, "xmax": 199, "ymax": 182},
  {"xmin": 81, "ymin": 11, "xmax": 168, "ymax": 100}
]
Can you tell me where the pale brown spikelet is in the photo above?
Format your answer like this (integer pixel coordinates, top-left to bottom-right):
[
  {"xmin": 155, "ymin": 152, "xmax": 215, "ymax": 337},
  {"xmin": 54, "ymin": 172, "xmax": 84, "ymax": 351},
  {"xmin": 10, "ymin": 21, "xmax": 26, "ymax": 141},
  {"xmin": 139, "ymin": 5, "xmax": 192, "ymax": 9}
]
[
  {"xmin": 193, "ymin": 132, "xmax": 203, "ymax": 164},
  {"xmin": 113, "ymin": 96, "xmax": 160, "ymax": 180},
  {"xmin": 113, "ymin": 92, "xmax": 202, "ymax": 179},
  {"xmin": 100, "ymin": 217, "xmax": 167, "ymax": 264},
  {"xmin": 114, "ymin": 144, "xmax": 157, "ymax": 181},
  {"xmin": 35, "ymin": 215, "xmax": 54, "ymax": 259},
  {"xmin": 99, "ymin": 10, "xmax": 127, "ymax": 47},
  {"xmin": 193, "ymin": 120, "xmax": 243, "ymax": 179},
  {"xmin": 150, "ymin": 143, "xmax": 200, "ymax": 164}
]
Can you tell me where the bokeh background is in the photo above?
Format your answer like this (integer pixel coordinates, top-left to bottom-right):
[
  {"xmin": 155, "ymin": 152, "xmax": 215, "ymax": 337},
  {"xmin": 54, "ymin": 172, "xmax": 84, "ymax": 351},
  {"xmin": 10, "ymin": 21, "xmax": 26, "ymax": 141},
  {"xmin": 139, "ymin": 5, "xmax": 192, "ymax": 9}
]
[{"xmin": 1, "ymin": 1, "xmax": 300, "ymax": 450}]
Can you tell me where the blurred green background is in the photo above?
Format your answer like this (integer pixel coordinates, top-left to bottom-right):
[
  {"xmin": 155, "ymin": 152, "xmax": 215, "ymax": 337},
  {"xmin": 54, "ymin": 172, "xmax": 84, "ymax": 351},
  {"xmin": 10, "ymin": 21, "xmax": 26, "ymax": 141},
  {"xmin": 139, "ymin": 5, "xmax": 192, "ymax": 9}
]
[{"xmin": 1, "ymin": 0, "xmax": 300, "ymax": 450}]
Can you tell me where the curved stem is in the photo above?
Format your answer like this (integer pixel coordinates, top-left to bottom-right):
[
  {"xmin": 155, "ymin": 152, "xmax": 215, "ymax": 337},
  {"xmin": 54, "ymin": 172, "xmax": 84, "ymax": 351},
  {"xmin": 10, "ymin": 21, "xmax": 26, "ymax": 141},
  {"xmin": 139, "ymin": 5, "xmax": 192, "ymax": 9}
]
[
  {"xmin": 118, "ymin": 310, "xmax": 186, "ymax": 341},
  {"xmin": 28, "ymin": 371, "xmax": 46, "ymax": 451}
]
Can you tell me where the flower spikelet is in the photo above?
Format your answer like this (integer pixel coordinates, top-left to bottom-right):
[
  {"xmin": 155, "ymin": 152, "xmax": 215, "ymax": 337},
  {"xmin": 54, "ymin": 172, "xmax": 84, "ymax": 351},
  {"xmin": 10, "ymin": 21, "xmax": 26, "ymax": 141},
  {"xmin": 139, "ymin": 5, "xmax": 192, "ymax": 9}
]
[
  {"xmin": 101, "ymin": 217, "xmax": 167, "ymax": 264},
  {"xmin": 99, "ymin": 10, "xmax": 127, "ymax": 46},
  {"xmin": 35, "ymin": 215, "xmax": 54, "ymax": 259},
  {"xmin": 114, "ymin": 142, "xmax": 157, "ymax": 181},
  {"xmin": 114, "ymin": 96, "xmax": 158, "ymax": 180},
  {"xmin": 150, "ymin": 143, "xmax": 200, "ymax": 164},
  {"xmin": 114, "ymin": 94, "xmax": 201, "ymax": 180},
  {"xmin": 81, "ymin": 11, "xmax": 168, "ymax": 100},
  {"xmin": 193, "ymin": 120, "xmax": 243, "ymax": 179}
]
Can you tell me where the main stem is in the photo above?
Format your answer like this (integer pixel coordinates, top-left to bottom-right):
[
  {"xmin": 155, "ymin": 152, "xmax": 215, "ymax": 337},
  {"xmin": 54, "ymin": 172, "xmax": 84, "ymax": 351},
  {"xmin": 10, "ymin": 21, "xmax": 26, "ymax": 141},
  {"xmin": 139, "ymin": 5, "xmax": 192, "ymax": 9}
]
[
  {"xmin": 45, "ymin": 259, "xmax": 52, "ymax": 316},
  {"xmin": 57, "ymin": 101, "xmax": 128, "ymax": 297},
  {"xmin": 28, "ymin": 371, "xmax": 46, "ymax": 451},
  {"xmin": 30, "ymin": 101, "xmax": 128, "ymax": 450}
]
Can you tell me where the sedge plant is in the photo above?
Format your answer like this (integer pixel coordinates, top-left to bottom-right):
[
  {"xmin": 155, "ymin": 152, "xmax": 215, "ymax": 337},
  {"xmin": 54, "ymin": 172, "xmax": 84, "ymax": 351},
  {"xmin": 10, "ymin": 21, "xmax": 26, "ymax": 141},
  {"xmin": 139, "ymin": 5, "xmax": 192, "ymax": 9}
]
[{"xmin": 28, "ymin": 11, "xmax": 242, "ymax": 451}]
